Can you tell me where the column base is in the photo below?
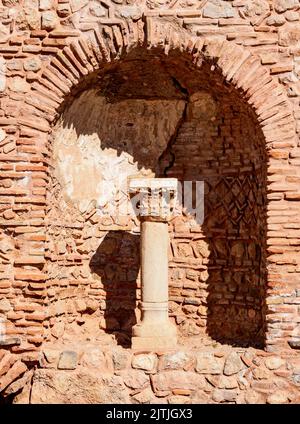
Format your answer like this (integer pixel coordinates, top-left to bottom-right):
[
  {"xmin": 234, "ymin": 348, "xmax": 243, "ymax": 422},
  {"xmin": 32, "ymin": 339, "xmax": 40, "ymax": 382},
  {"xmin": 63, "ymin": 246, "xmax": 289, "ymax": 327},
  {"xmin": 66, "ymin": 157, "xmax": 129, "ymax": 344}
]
[
  {"xmin": 132, "ymin": 335, "xmax": 177, "ymax": 351},
  {"xmin": 131, "ymin": 320, "xmax": 177, "ymax": 350}
]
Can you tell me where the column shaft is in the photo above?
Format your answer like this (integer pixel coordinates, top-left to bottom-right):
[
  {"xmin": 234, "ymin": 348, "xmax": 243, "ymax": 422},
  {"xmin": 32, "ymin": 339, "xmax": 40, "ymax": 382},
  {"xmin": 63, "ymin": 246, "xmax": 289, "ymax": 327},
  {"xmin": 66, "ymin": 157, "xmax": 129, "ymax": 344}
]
[
  {"xmin": 129, "ymin": 177, "xmax": 178, "ymax": 351},
  {"xmin": 132, "ymin": 219, "xmax": 177, "ymax": 350},
  {"xmin": 141, "ymin": 220, "xmax": 168, "ymax": 323}
]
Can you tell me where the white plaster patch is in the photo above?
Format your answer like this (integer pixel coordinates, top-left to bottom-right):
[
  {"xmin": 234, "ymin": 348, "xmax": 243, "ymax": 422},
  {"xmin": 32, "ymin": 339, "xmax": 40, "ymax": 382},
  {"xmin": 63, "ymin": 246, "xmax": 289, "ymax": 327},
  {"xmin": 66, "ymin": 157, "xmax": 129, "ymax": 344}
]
[
  {"xmin": 53, "ymin": 90, "xmax": 185, "ymax": 217},
  {"xmin": 19, "ymin": 175, "xmax": 31, "ymax": 187},
  {"xmin": 0, "ymin": 57, "xmax": 6, "ymax": 92},
  {"xmin": 0, "ymin": 317, "xmax": 6, "ymax": 341},
  {"xmin": 0, "ymin": 128, "xmax": 6, "ymax": 142}
]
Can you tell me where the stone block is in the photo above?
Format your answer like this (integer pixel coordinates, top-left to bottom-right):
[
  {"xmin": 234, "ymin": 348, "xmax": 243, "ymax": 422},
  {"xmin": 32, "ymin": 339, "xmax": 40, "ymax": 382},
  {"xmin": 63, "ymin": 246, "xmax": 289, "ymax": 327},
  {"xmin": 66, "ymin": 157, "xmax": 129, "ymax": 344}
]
[
  {"xmin": 132, "ymin": 354, "xmax": 158, "ymax": 372},
  {"xmin": 223, "ymin": 352, "xmax": 243, "ymax": 376},
  {"xmin": 30, "ymin": 369, "xmax": 129, "ymax": 403},
  {"xmin": 267, "ymin": 391, "xmax": 289, "ymax": 404},
  {"xmin": 203, "ymin": 0, "xmax": 236, "ymax": 19},
  {"xmin": 151, "ymin": 371, "xmax": 206, "ymax": 392},
  {"xmin": 159, "ymin": 351, "xmax": 193, "ymax": 370},
  {"xmin": 212, "ymin": 389, "xmax": 239, "ymax": 403},
  {"xmin": 112, "ymin": 348, "xmax": 131, "ymax": 371},
  {"xmin": 41, "ymin": 11, "xmax": 58, "ymax": 31},
  {"xmin": 196, "ymin": 352, "xmax": 224, "ymax": 375},
  {"xmin": 120, "ymin": 369, "xmax": 149, "ymax": 390},
  {"xmin": 265, "ymin": 357, "xmax": 285, "ymax": 370},
  {"xmin": 57, "ymin": 351, "xmax": 78, "ymax": 370}
]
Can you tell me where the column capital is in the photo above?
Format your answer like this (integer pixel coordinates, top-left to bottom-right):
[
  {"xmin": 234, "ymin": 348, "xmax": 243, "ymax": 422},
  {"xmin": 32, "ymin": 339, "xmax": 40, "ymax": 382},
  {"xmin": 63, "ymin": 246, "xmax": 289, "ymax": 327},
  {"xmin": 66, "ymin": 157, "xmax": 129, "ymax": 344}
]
[{"xmin": 129, "ymin": 177, "xmax": 178, "ymax": 222}]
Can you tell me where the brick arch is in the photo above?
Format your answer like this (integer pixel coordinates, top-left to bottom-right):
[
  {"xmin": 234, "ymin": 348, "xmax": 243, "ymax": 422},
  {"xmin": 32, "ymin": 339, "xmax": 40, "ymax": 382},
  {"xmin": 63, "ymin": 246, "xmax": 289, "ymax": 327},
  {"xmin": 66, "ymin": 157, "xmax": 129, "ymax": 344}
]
[{"xmin": 20, "ymin": 18, "xmax": 296, "ymax": 154}]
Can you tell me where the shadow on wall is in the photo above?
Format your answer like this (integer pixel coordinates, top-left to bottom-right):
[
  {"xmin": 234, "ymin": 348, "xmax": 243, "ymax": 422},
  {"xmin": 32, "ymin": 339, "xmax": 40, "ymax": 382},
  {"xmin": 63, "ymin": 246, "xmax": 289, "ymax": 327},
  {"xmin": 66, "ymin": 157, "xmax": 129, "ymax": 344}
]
[
  {"xmin": 202, "ymin": 172, "xmax": 268, "ymax": 349},
  {"xmin": 89, "ymin": 175, "xmax": 268, "ymax": 351},
  {"xmin": 90, "ymin": 231, "xmax": 140, "ymax": 348},
  {"xmin": 166, "ymin": 90, "xmax": 268, "ymax": 349},
  {"xmin": 165, "ymin": 52, "xmax": 266, "ymax": 350}
]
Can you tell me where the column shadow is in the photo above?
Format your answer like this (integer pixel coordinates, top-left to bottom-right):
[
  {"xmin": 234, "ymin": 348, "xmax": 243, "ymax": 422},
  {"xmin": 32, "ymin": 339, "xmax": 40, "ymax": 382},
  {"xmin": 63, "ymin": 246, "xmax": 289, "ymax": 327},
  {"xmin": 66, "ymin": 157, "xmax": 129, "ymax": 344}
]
[{"xmin": 89, "ymin": 231, "xmax": 140, "ymax": 348}]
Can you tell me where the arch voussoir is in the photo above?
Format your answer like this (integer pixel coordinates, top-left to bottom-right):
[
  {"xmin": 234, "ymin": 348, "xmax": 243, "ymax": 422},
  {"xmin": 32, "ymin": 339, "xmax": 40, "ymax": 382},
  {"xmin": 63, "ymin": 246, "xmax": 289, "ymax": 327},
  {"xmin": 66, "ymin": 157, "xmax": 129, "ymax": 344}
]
[
  {"xmin": 71, "ymin": 39, "xmax": 94, "ymax": 74},
  {"xmin": 20, "ymin": 18, "xmax": 296, "ymax": 152}
]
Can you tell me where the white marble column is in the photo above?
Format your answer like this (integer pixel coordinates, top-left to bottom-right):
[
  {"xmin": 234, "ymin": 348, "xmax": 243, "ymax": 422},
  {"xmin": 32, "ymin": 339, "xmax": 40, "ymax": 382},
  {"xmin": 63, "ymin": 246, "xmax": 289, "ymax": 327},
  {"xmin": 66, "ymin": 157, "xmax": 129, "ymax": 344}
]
[{"xmin": 129, "ymin": 178, "xmax": 178, "ymax": 350}]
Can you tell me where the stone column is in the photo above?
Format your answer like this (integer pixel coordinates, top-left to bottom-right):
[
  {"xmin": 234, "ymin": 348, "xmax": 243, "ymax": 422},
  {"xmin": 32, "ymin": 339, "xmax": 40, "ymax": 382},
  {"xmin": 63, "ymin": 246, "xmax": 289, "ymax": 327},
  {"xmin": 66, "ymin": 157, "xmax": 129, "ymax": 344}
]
[{"xmin": 129, "ymin": 178, "xmax": 178, "ymax": 350}]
